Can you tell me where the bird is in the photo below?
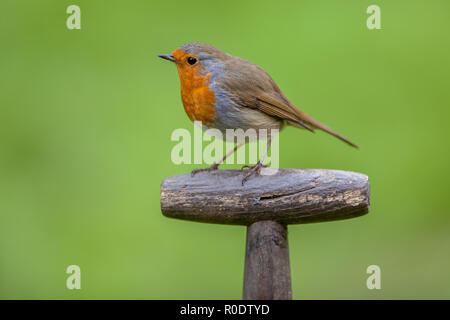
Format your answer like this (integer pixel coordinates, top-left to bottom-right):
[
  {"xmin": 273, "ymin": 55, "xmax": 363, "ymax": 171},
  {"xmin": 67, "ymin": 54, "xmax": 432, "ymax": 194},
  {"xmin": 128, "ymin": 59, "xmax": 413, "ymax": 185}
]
[{"xmin": 158, "ymin": 43, "xmax": 358, "ymax": 185}]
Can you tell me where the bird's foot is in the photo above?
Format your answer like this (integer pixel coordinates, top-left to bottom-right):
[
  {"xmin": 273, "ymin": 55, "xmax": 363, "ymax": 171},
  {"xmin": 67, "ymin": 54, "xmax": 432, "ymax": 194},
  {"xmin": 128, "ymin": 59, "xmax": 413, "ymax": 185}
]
[
  {"xmin": 241, "ymin": 162, "xmax": 267, "ymax": 185},
  {"xmin": 191, "ymin": 163, "xmax": 220, "ymax": 176}
]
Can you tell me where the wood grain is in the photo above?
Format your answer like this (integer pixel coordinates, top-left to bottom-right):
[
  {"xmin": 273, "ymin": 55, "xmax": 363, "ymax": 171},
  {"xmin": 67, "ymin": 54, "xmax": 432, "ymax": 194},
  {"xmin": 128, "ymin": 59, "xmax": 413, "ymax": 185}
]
[
  {"xmin": 160, "ymin": 169, "xmax": 370, "ymax": 225},
  {"xmin": 243, "ymin": 221, "xmax": 292, "ymax": 300}
]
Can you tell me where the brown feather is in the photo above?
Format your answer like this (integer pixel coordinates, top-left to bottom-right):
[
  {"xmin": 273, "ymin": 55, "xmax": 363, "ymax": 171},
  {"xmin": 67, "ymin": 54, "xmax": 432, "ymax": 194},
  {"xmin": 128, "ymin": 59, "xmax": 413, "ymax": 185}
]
[
  {"xmin": 216, "ymin": 54, "xmax": 358, "ymax": 148},
  {"xmin": 293, "ymin": 109, "xmax": 359, "ymax": 148},
  {"xmin": 257, "ymin": 94, "xmax": 314, "ymax": 132}
]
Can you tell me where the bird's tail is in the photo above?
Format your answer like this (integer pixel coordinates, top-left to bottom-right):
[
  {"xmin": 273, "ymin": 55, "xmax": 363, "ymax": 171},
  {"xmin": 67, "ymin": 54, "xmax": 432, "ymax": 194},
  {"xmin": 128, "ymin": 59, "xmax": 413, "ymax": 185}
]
[{"xmin": 293, "ymin": 110, "xmax": 359, "ymax": 149}]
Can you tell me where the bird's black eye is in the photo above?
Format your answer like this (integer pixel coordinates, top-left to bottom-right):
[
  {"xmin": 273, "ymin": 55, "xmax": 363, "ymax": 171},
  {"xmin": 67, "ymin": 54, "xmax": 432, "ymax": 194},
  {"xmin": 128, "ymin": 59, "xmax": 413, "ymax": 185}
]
[{"xmin": 187, "ymin": 56, "xmax": 197, "ymax": 65}]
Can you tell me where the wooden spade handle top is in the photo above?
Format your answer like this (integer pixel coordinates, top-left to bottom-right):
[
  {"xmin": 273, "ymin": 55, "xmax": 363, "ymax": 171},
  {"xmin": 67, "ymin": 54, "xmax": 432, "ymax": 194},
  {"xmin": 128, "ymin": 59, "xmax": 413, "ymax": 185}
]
[{"xmin": 160, "ymin": 169, "xmax": 370, "ymax": 226}]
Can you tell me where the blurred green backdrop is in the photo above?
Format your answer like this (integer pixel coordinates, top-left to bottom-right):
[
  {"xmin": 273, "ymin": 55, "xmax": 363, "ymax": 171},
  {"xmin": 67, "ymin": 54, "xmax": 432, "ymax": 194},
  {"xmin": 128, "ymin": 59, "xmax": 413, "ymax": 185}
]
[{"xmin": 1, "ymin": 0, "xmax": 449, "ymax": 299}]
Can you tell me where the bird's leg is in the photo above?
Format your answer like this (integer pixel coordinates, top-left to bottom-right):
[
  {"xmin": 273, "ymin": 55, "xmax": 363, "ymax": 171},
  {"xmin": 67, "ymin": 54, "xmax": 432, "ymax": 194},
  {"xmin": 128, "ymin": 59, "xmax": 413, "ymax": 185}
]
[
  {"xmin": 241, "ymin": 138, "xmax": 272, "ymax": 185},
  {"xmin": 191, "ymin": 143, "xmax": 244, "ymax": 176}
]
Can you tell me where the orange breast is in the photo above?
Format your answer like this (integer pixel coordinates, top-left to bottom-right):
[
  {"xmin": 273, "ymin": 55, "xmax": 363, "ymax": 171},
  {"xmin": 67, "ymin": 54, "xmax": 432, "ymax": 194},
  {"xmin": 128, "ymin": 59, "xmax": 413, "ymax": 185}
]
[{"xmin": 173, "ymin": 51, "xmax": 216, "ymax": 125}]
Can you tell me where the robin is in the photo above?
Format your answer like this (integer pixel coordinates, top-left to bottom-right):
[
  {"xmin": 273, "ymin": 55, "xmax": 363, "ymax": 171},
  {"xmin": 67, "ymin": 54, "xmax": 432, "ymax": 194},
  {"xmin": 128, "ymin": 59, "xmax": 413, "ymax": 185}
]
[{"xmin": 158, "ymin": 43, "xmax": 358, "ymax": 185}]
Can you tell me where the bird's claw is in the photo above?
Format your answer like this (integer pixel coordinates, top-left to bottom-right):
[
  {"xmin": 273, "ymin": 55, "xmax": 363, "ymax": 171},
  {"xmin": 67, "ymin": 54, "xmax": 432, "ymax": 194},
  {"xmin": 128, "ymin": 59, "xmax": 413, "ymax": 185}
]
[
  {"xmin": 191, "ymin": 163, "xmax": 219, "ymax": 176},
  {"xmin": 241, "ymin": 163, "xmax": 267, "ymax": 170},
  {"xmin": 241, "ymin": 162, "xmax": 266, "ymax": 185}
]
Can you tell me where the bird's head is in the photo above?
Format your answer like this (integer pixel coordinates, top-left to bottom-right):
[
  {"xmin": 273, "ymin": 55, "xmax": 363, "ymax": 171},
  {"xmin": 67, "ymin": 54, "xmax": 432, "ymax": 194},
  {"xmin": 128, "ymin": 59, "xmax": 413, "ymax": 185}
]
[{"xmin": 158, "ymin": 43, "xmax": 228, "ymax": 81}]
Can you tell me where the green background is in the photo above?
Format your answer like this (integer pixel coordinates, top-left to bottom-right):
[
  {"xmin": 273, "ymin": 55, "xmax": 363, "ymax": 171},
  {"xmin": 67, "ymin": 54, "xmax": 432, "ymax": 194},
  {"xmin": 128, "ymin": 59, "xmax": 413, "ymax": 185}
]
[{"xmin": 1, "ymin": 0, "xmax": 449, "ymax": 299}]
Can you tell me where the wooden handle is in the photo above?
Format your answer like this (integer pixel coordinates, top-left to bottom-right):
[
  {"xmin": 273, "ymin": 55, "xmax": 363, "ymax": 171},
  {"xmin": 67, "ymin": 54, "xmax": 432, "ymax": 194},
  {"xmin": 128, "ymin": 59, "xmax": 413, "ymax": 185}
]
[
  {"xmin": 243, "ymin": 221, "xmax": 292, "ymax": 300},
  {"xmin": 160, "ymin": 169, "xmax": 370, "ymax": 225}
]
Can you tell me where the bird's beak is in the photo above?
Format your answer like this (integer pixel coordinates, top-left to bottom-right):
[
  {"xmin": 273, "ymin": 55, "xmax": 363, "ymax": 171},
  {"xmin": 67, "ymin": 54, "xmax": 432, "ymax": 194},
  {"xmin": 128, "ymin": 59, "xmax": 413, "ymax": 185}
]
[{"xmin": 158, "ymin": 54, "xmax": 176, "ymax": 62}]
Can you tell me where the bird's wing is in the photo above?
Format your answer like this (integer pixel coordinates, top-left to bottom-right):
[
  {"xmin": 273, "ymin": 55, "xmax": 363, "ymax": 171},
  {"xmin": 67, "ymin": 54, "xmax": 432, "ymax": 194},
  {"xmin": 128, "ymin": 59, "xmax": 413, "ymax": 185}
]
[
  {"xmin": 217, "ymin": 59, "xmax": 313, "ymax": 131},
  {"xmin": 258, "ymin": 92, "xmax": 359, "ymax": 148},
  {"xmin": 256, "ymin": 93, "xmax": 314, "ymax": 132},
  {"xmin": 257, "ymin": 92, "xmax": 358, "ymax": 148},
  {"xmin": 217, "ymin": 57, "xmax": 358, "ymax": 148}
]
